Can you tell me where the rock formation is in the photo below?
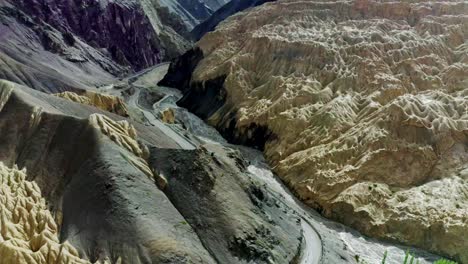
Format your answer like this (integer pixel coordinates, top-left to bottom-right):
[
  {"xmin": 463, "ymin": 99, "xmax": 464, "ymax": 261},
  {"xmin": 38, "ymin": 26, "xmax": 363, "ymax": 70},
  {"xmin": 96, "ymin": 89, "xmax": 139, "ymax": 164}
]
[
  {"xmin": 0, "ymin": 0, "xmax": 194, "ymax": 92},
  {"xmin": 55, "ymin": 91, "xmax": 129, "ymax": 117},
  {"xmin": 160, "ymin": 108, "xmax": 176, "ymax": 123},
  {"xmin": 148, "ymin": 143, "xmax": 302, "ymax": 263},
  {"xmin": 161, "ymin": 0, "xmax": 468, "ymax": 262},
  {"xmin": 10, "ymin": 0, "xmax": 187, "ymax": 70},
  {"xmin": 191, "ymin": 0, "xmax": 275, "ymax": 40},
  {"xmin": 153, "ymin": 0, "xmax": 229, "ymax": 30},
  {"xmin": 0, "ymin": 79, "xmax": 303, "ymax": 263},
  {"xmin": 0, "ymin": 163, "xmax": 88, "ymax": 264}
]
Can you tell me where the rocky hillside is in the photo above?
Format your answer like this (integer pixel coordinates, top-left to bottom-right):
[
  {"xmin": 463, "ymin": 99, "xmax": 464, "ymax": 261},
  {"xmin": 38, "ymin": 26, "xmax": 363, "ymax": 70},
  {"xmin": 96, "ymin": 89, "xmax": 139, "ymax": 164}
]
[
  {"xmin": 0, "ymin": 162, "xmax": 89, "ymax": 264},
  {"xmin": 191, "ymin": 0, "xmax": 274, "ymax": 40},
  {"xmin": 0, "ymin": 0, "xmax": 194, "ymax": 93},
  {"xmin": 155, "ymin": 0, "xmax": 230, "ymax": 30},
  {"xmin": 0, "ymin": 79, "xmax": 303, "ymax": 263},
  {"xmin": 161, "ymin": 0, "xmax": 468, "ymax": 262}
]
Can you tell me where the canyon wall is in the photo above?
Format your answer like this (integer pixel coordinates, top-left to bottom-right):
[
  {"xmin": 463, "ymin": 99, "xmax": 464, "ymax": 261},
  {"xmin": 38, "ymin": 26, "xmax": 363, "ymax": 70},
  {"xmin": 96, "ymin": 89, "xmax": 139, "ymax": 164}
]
[
  {"xmin": 10, "ymin": 0, "xmax": 189, "ymax": 69},
  {"xmin": 0, "ymin": 0, "xmax": 193, "ymax": 92},
  {"xmin": 155, "ymin": 0, "xmax": 230, "ymax": 30},
  {"xmin": 191, "ymin": 0, "xmax": 275, "ymax": 40},
  {"xmin": 161, "ymin": 0, "xmax": 468, "ymax": 262}
]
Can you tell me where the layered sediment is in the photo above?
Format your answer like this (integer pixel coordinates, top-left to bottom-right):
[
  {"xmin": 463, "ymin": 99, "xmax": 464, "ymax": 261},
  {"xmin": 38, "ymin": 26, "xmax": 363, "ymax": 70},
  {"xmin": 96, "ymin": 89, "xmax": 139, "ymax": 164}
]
[{"xmin": 161, "ymin": 0, "xmax": 468, "ymax": 262}]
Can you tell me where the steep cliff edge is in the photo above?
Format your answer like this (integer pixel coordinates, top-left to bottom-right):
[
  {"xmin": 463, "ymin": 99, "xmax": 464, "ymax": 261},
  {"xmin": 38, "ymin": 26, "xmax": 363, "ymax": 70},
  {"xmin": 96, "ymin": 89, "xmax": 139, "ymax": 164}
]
[{"xmin": 160, "ymin": 0, "xmax": 468, "ymax": 262}]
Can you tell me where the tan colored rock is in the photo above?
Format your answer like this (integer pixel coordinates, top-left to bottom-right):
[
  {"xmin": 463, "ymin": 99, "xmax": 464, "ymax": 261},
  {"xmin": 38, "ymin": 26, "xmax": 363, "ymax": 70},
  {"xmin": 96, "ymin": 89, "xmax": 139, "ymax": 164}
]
[
  {"xmin": 88, "ymin": 114, "xmax": 144, "ymax": 158},
  {"xmin": 55, "ymin": 91, "xmax": 129, "ymax": 117},
  {"xmin": 0, "ymin": 163, "xmax": 89, "ymax": 264},
  {"xmin": 54, "ymin": 91, "xmax": 92, "ymax": 105},
  {"xmin": 88, "ymin": 114, "xmax": 169, "ymax": 190},
  {"xmin": 155, "ymin": 173, "xmax": 168, "ymax": 190},
  {"xmin": 160, "ymin": 108, "xmax": 176, "ymax": 124},
  {"xmin": 182, "ymin": 0, "xmax": 468, "ymax": 261},
  {"xmin": 88, "ymin": 114, "xmax": 152, "ymax": 175}
]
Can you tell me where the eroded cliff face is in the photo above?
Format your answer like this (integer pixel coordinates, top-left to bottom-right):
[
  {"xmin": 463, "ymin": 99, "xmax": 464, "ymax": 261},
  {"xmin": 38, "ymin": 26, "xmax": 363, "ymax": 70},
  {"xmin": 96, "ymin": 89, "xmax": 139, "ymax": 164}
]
[
  {"xmin": 54, "ymin": 91, "xmax": 130, "ymax": 117},
  {"xmin": 191, "ymin": 0, "xmax": 275, "ymax": 40},
  {"xmin": 161, "ymin": 0, "xmax": 468, "ymax": 262},
  {"xmin": 0, "ymin": 0, "xmax": 192, "ymax": 92},
  {"xmin": 0, "ymin": 163, "xmax": 89, "ymax": 264},
  {"xmin": 154, "ymin": 0, "xmax": 229, "ymax": 30},
  {"xmin": 11, "ymin": 0, "xmax": 180, "ymax": 69}
]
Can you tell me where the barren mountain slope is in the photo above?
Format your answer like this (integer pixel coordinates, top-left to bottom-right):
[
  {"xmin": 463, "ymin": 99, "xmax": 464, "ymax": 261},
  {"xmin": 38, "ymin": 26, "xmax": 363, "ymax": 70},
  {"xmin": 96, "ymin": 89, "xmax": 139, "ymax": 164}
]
[
  {"xmin": 160, "ymin": 0, "xmax": 468, "ymax": 262},
  {"xmin": 191, "ymin": 0, "xmax": 275, "ymax": 40},
  {"xmin": 0, "ymin": 79, "xmax": 302, "ymax": 263},
  {"xmin": 154, "ymin": 0, "xmax": 230, "ymax": 30},
  {"xmin": 0, "ymin": 0, "xmax": 193, "ymax": 92}
]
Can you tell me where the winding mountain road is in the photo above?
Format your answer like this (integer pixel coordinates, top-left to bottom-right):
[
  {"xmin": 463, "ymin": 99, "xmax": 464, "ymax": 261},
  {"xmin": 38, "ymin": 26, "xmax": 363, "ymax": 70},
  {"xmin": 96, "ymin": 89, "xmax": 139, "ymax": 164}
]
[
  {"xmin": 123, "ymin": 63, "xmax": 323, "ymax": 263},
  {"xmin": 247, "ymin": 161, "xmax": 322, "ymax": 264},
  {"xmin": 99, "ymin": 60, "xmax": 443, "ymax": 264},
  {"xmin": 128, "ymin": 87, "xmax": 195, "ymax": 150}
]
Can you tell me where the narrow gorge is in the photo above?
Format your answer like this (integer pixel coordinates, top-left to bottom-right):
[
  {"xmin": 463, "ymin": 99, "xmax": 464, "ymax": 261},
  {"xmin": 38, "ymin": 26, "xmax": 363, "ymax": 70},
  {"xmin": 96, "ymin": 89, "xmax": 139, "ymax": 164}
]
[
  {"xmin": 0, "ymin": 0, "xmax": 466, "ymax": 264},
  {"xmin": 161, "ymin": 0, "xmax": 468, "ymax": 262}
]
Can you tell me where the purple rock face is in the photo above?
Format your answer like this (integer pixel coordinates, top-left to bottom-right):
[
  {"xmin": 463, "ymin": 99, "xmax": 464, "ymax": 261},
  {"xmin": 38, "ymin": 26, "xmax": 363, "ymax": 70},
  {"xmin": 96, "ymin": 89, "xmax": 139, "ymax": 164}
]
[{"xmin": 12, "ymin": 0, "xmax": 162, "ymax": 70}]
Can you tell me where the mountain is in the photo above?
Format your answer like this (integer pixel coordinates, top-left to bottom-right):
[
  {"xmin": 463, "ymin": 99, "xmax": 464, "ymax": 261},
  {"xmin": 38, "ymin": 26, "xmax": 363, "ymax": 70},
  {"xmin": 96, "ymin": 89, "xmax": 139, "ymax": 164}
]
[
  {"xmin": 0, "ymin": 0, "xmax": 464, "ymax": 263},
  {"xmin": 160, "ymin": 0, "xmax": 468, "ymax": 262},
  {"xmin": 0, "ymin": 79, "xmax": 302, "ymax": 263},
  {"xmin": 0, "ymin": 0, "xmax": 194, "ymax": 93},
  {"xmin": 155, "ymin": 0, "xmax": 230, "ymax": 30},
  {"xmin": 0, "ymin": 1, "xmax": 306, "ymax": 262},
  {"xmin": 191, "ymin": 0, "xmax": 274, "ymax": 40}
]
